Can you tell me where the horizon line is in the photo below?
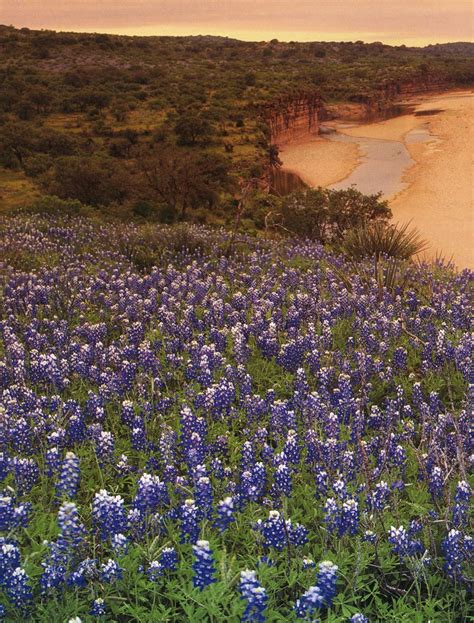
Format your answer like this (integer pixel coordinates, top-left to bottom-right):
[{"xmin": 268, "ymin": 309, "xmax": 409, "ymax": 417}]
[{"xmin": 3, "ymin": 23, "xmax": 473, "ymax": 48}]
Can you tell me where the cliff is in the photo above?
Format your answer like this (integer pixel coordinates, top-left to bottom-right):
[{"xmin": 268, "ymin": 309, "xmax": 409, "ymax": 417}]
[
  {"xmin": 324, "ymin": 75, "xmax": 453, "ymax": 120},
  {"xmin": 261, "ymin": 76, "xmax": 453, "ymax": 139},
  {"xmin": 260, "ymin": 93, "xmax": 324, "ymax": 145}
]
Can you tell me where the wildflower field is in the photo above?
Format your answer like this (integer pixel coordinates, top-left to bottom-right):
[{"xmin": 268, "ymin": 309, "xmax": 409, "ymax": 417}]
[{"xmin": 0, "ymin": 215, "xmax": 471, "ymax": 622}]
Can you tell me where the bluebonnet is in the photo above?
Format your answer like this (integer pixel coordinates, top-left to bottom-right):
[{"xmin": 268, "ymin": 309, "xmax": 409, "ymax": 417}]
[
  {"xmin": 95, "ymin": 431, "xmax": 115, "ymax": 464},
  {"xmin": 314, "ymin": 467, "xmax": 329, "ymax": 498},
  {"xmin": 341, "ymin": 498, "xmax": 360, "ymax": 535},
  {"xmin": 215, "ymin": 496, "xmax": 235, "ymax": 532},
  {"xmin": 192, "ymin": 540, "xmax": 216, "ymax": 590},
  {"xmin": 180, "ymin": 499, "xmax": 200, "ymax": 544},
  {"xmin": 239, "ymin": 569, "xmax": 268, "ymax": 623},
  {"xmin": 57, "ymin": 501, "xmax": 85, "ymax": 546},
  {"xmin": 392, "ymin": 347, "xmax": 408, "ymax": 370},
  {"xmin": 90, "ymin": 598, "xmax": 106, "ymax": 617},
  {"xmin": 324, "ymin": 497, "xmax": 340, "ymax": 535},
  {"xmin": 4, "ymin": 566, "xmax": 33, "ymax": 608},
  {"xmin": 56, "ymin": 452, "xmax": 80, "ymax": 498},
  {"xmin": 283, "ymin": 429, "xmax": 300, "ymax": 465},
  {"xmin": 349, "ymin": 614, "xmax": 368, "ymax": 623},
  {"xmin": 68, "ymin": 558, "xmax": 97, "ymax": 588},
  {"xmin": 366, "ymin": 481, "xmax": 390, "ymax": 511},
  {"xmin": 441, "ymin": 529, "xmax": 467, "ymax": 581},
  {"xmin": 92, "ymin": 489, "xmax": 127, "ymax": 540},
  {"xmin": 131, "ymin": 425, "xmax": 148, "ymax": 452},
  {"xmin": 452, "ymin": 480, "xmax": 471, "ymax": 528},
  {"xmin": 388, "ymin": 526, "xmax": 423, "ymax": 560},
  {"xmin": 147, "ymin": 547, "xmax": 178, "ymax": 580},
  {"xmin": 160, "ymin": 547, "xmax": 178, "ymax": 571},
  {"xmin": 316, "ymin": 560, "xmax": 338, "ymax": 605},
  {"xmin": 286, "ymin": 519, "xmax": 309, "ymax": 547},
  {"xmin": 294, "ymin": 585, "xmax": 325, "ymax": 619},
  {"xmin": 11, "ymin": 458, "xmax": 39, "ymax": 494},
  {"xmin": 294, "ymin": 561, "xmax": 338, "ymax": 619},
  {"xmin": 133, "ymin": 473, "xmax": 169, "ymax": 515},
  {"xmin": 427, "ymin": 466, "xmax": 444, "ymax": 499},
  {"xmin": 258, "ymin": 510, "xmax": 286, "ymax": 551},
  {"xmin": 0, "ymin": 494, "xmax": 31, "ymax": 530},
  {"xmin": 273, "ymin": 463, "xmax": 292, "ymax": 497},
  {"xmin": 111, "ymin": 533, "xmax": 129, "ymax": 555},
  {"xmin": 195, "ymin": 476, "xmax": 213, "ymax": 519},
  {"xmin": 100, "ymin": 559, "xmax": 123, "ymax": 583},
  {"xmin": 45, "ymin": 446, "xmax": 61, "ymax": 476},
  {"xmin": 0, "ymin": 540, "xmax": 21, "ymax": 587}
]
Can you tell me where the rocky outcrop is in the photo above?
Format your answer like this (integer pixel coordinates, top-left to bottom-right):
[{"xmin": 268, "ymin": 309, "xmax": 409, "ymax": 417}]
[
  {"xmin": 324, "ymin": 75, "xmax": 453, "ymax": 121},
  {"xmin": 259, "ymin": 76, "xmax": 452, "ymax": 143},
  {"xmin": 260, "ymin": 93, "xmax": 324, "ymax": 145}
]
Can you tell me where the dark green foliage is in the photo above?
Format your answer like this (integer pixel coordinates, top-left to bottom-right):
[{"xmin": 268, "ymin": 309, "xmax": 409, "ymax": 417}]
[
  {"xmin": 0, "ymin": 25, "xmax": 472, "ymax": 224},
  {"xmin": 174, "ymin": 113, "xmax": 213, "ymax": 146},
  {"xmin": 276, "ymin": 187, "xmax": 391, "ymax": 243},
  {"xmin": 137, "ymin": 145, "xmax": 234, "ymax": 219},
  {"xmin": 44, "ymin": 155, "xmax": 131, "ymax": 206}
]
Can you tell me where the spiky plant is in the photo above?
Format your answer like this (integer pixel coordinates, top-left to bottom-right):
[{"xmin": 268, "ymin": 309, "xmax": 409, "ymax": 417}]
[{"xmin": 341, "ymin": 221, "xmax": 428, "ymax": 261}]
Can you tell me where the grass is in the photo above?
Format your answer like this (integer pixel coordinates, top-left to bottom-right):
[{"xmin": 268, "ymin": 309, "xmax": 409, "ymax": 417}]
[{"xmin": 0, "ymin": 169, "xmax": 40, "ymax": 212}]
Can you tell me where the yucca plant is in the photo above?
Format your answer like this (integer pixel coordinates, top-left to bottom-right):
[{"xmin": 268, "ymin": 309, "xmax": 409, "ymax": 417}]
[{"xmin": 341, "ymin": 221, "xmax": 428, "ymax": 261}]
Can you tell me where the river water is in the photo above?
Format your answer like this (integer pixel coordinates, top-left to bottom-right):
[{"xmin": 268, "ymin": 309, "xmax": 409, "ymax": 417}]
[{"xmin": 327, "ymin": 122, "xmax": 441, "ymax": 199}]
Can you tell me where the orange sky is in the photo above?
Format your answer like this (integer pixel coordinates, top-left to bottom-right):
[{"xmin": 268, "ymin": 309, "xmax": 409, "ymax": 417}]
[{"xmin": 1, "ymin": 0, "xmax": 473, "ymax": 46}]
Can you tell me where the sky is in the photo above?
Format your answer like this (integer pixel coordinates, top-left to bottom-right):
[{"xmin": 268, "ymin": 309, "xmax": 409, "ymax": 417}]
[{"xmin": 1, "ymin": 0, "xmax": 473, "ymax": 47}]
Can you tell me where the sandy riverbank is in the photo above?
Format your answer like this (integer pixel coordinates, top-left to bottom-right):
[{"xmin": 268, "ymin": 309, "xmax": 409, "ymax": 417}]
[
  {"xmin": 390, "ymin": 92, "xmax": 473, "ymax": 269},
  {"xmin": 279, "ymin": 90, "xmax": 474, "ymax": 269},
  {"xmin": 278, "ymin": 136, "xmax": 361, "ymax": 187}
]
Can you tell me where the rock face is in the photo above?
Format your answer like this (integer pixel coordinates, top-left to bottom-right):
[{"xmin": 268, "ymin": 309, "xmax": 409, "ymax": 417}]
[
  {"xmin": 261, "ymin": 93, "xmax": 324, "ymax": 145},
  {"xmin": 325, "ymin": 76, "xmax": 453, "ymax": 120},
  {"xmin": 261, "ymin": 76, "xmax": 453, "ymax": 140}
]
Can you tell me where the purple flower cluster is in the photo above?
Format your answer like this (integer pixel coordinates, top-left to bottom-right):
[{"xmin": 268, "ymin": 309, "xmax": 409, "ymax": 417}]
[
  {"xmin": 294, "ymin": 560, "xmax": 338, "ymax": 619},
  {"xmin": 239, "ymin": 570, "xmax": 268, "ymax": 622},
  {"xmin": 0, "ymin": 216, "xmax": 471, "ymax": 618}
]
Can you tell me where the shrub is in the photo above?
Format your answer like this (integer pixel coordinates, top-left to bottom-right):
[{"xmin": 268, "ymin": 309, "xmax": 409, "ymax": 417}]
[{"xmin": 276, "ymin": 187, "xmax": 391, "ymax": 243}]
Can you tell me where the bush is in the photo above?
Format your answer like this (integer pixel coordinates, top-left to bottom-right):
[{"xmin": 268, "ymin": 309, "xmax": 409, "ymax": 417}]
[
  {"xmin": 276, "ymin": 187, "xmax": 391, "ymax": 243},
  {"xmin": 44, "ymin": 156, "xmax": 131, "ymax": 207}
]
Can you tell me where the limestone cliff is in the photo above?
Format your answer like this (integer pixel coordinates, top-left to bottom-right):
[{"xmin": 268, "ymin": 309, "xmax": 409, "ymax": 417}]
[
  {"xmin": 261, "ymin": 76, "xmax": 453, "ymax": 138},
  {"xmin": 260, "ymin": 93, "xmax": 324, "ymax": 145},
  {"xmin": 325, "ymin": 75, "xmax": 453, "ymax": 120}
]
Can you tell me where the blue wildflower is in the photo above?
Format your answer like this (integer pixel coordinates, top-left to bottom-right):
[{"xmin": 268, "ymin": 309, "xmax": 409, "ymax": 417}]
[{"xmin": 192, "ymin": 540, "xmax": 216, "ymax": 590}]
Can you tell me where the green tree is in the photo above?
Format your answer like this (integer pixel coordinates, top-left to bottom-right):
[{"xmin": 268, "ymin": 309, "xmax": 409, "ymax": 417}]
[
  {"xmin": 44, "ymin": 156, "xmax": 131, "ymax": 206},
  {"xmin": 278, "ymin": 187, "xmax": 391, "ymax": 243},
  {"xmin": 0, "ymin": 121, "xmax": 35, "ymax": 168},
  {"xmin": 137, "ymin": 146, "xmax": 232, "ymax": 219},
  {"xmin": 174, "ymin": 114, "xmax": 212, "ymax": 146}
]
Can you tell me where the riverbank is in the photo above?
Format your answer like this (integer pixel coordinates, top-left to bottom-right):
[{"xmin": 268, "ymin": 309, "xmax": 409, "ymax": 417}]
[
  {"xmin": 279, "ymin": 90, "xmax": 474, "ymax": 269},
  {"xmin": 278, "ymin": 136, "xmax": 361, "ymax": 188}
]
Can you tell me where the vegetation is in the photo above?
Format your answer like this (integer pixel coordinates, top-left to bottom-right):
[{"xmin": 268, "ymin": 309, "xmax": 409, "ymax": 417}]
[
  {"xmin": 273, "ymin": 188, "xmax": 391, "ymax": 242},
  {"xmin": 0, "ymin": 25, "xmax": 472, "ymax": 623},
  {"xmin": 0, "ymin": 26, "xmax": 473, "ymax": 224},
  {"xmin": 341, "ymin": 221, "xmax": 428, "ymax": 260},
  {"xmin": 0, "ymin": 215, "xmax": 471, "ymax": 622}
]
